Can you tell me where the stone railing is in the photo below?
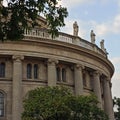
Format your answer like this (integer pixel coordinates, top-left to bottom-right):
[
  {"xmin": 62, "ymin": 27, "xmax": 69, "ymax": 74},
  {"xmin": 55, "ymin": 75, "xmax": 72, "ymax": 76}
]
[{"xmin": 24, "ymin": 28, "xmax": 107, "ymax": 58}]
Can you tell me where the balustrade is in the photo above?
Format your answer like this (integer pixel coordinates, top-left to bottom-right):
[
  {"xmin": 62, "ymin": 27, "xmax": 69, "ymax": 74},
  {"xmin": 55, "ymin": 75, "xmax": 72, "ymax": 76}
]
[{"xmin": 24, "ymin": 28, "xmax": 107, "ymax": 57}]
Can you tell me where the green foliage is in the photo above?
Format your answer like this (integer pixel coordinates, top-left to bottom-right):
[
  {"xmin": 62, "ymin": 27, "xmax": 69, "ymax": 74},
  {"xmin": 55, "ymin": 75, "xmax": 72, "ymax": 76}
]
[
  {"xmin": 67, "ymin": 95, "xmax": 108, "ymax": 120},
  {"xmin": 113, "ymin": 97, "xmax": 120, "ymax": 120},
  {"xmin": 0, "ymin": 0, "xmax": 68, "ymax": 41},
  {"xmin": 22, "ymin": 86, "xmax": 108, "ymax": 120}
]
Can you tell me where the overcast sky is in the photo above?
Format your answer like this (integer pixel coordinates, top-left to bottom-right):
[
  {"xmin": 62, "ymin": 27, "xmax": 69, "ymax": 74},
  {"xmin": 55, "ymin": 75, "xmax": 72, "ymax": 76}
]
[{"xmin": 58, "ymin": 0, "xmax": 120, "ymax": 98}]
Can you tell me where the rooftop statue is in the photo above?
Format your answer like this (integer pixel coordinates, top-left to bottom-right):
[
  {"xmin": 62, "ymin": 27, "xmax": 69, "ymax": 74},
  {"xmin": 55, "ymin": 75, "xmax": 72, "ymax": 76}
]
[
  {"xmin": 100, "ymin": 39, "xmax": 105, "ymax": 50},
  {"xmin": 100, "ymin": 39, "xmax": 108, "ymax": 55},
  {"xmin": 90, "ymin": 30, "xmax": 96, "ymax": 44},
  {"xmin": 73, "ymin": 21, "xmax": 79, "ymax": 36}
]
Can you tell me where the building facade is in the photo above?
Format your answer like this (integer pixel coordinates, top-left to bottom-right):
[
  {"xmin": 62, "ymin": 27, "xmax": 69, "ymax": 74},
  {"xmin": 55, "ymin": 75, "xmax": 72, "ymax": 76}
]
[{"xmin": 0, "ymin": 19, "xmax": 115, "ymax": 120}]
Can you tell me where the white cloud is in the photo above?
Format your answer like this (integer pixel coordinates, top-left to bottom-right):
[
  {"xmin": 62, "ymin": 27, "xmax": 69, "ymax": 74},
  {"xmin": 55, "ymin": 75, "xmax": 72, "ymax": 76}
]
[
  {"xmin": 61, "ymin": 19, "xmax": 88, "ymax": 38},
  {"xmin": 94, "ymin": 23, "xmax": 109, "ymax": 37},
  {"xmin": 110, "ymin": 57, "xmax": 120, "ymax": 65},
  {"xmin": 112, "ymin": 14, "xmax": 120, "ymax": 34},
  {"xmin": 3, "ymin": 0, "xmax": 8, "ymax": 6},
  {"xmin": 110, "ymin": 57, "xmax": 120, "ymax": 97},
  {"xmin": 86, "ymin": 14, "xmax": 120, "ymax": 38},
  {"xmin": 59, "ymin": 0, "xmax": 95, "ymax": 8},
  {"xmin": 112, "ymin": 72, "xmax": 120, "ymax": 97}
]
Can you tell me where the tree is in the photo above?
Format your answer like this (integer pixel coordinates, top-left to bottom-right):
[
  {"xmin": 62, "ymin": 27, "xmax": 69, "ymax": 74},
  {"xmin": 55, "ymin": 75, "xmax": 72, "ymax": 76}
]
[
  {"xmin": 113, "ymin": 97, "xmax": 120, "ymax": 120},
  {"xmin": 0, "ymin": 0, "xmax": 68, "ymax": 41},
  {"xmin": 22, "ymin": 86, "xmax": 108, "ymax": 120}
]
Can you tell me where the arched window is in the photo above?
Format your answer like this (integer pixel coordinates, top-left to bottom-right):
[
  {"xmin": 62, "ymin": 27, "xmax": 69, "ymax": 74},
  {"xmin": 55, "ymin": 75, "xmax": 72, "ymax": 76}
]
[
  {"xmin": 27, "ymin": 64, "xmax": 32, "ymax": 79},
  {"xmin": 62, "ymin": 68, "xmax": 66, "ymax": 82},
  {"xmin": 0, "ymin": 92, "xmax": 4, "ymax": 117},
  {"xmin": 56, "ymin": 67, "xmax": 60, "ymax": 81},
  {"xmin": 0, "ymin": 63, "xmax": 5, "ymax": 77},
  {"xmin": 34, "ymin": 64, "xmax": 38, "ymax": 79}
]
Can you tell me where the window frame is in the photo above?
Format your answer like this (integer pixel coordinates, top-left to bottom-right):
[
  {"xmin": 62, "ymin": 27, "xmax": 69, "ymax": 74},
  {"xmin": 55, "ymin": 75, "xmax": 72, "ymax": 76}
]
[
  {"xmin": 27, "ymin": 63, "xmax": 32, "ymax": 79},
  {"xmin": 0, "ymin": 62, "xmax": 5, "ymax": 78},
  {"xmin": 0, "ymin": 91, "xmax": 5, "ymax": 118},
  {"xmin": 34, "ymin": 64, "xmax": 38, "ymax": 79}
]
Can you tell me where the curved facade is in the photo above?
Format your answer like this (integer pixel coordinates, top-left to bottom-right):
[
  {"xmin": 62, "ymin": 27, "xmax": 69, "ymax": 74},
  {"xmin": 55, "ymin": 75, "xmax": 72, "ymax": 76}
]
[{"xmin": 0, "ymin": 22, "xmax": 115, "ymax": 119}]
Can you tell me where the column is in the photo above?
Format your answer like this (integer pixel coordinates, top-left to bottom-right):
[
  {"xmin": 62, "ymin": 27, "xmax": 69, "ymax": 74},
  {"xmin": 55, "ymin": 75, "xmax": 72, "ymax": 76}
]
[
  {"xmin": 12, "ymin": 55, "xmax": 24, "ymax": 120},
  {"xmin": 47, "ymin": 58, "xmax": 58, "ymax": 86},
  {"xmin": 74, "ymin": 64, "xmax": 84, "ymax": 95},
  {"xmin": 93, "ymin": 71, "xmax": 102, "ymax": 108},
  {"xmin": 103, "ymin": 77, "xmax": 115, "ymax": 120}
]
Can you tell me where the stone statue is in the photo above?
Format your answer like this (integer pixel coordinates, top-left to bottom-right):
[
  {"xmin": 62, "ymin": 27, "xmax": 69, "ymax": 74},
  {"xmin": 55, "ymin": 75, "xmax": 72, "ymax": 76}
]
[
  {"xmin": 100, "ymin": 39, "xmax": 105, "ymax": 50},
  {"xmin": 73, "ymin": 21, "xmax": 79, "ymax": 36},
  {"xmin": 90, "ymin": 30, "xmax": 96, "ymax": 44}
]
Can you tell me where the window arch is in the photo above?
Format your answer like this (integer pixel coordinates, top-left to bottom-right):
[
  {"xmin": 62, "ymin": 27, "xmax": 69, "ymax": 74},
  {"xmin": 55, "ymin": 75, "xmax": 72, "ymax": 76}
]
[
  {"xmin": 27, "ymin": 64, "xmax": 32, "ymax": 79},
  {"xmin": 34, "ymin": 64, "xmax": 38, "ymax": 79},
  {"xmin": 0, "ymin": 62, "xmax": 5, "ymax": 77},
  {"xmin": 0, "ymin": 92, "xmax": 4, "ymax": 117}
]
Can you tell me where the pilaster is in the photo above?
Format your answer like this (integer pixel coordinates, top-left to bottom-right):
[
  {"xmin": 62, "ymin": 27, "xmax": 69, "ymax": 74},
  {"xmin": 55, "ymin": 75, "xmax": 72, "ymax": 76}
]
[
  {"xmin": 93, "ymin": 70, "xmax": 102, "ymax": 108},
  {"xmin": 74, "ymin": 64, "xmax": 84, "ymax": 95},
  {"xmin": 12, "ymin": 55, "xmax": 24, "ymax": 120},
  {"xmin": 47, "ymin": 58, "xmax": 58, "ymax": 86},
  {"xmin": 103, "ymin": 77, "xmax": 115, "ymax": 120}
]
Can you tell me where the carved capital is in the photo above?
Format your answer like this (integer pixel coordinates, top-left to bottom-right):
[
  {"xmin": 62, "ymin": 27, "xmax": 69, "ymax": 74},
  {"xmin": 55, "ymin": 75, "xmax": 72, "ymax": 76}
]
[
  {"xmin": 48, "ymin": 58, "xmax": 58, "ymax": 65},
  {"xmin": 75, "ymin": 63, "xmax": 84, "ymax": 70},
  {"xmin": 12, "ymin": 55, "xmax": 24, "ymax": 62},
  {"xmin": 93, "ymin": 70, "xmax": 101, "ymax": 77},
  {"xmin": 106, "ymin": 76, "xmax": 111, "ymax": 81}
]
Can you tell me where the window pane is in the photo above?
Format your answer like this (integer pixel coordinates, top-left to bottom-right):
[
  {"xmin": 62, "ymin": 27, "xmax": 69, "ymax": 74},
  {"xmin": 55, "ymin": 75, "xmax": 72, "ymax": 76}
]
[
  {"xmin": 56, "ymin": 67, "xmax": 60, "ymax": 81},
  {"xmin": 27, "ymin": 64, "xmax": 32, "ymax": 79},
  {"xmin": 0, "ymin": 92, "xmax": 4, "ymax": 117},
  {"xmin": 0, "ymin": 63, "xmax": 5, "ymax": 77},
  {"xmin": 34, "ymin": 64, "xmax": 38, "ymax": 79},
  {"xmin": 83, "ymin": 73, "xmax": 87, "ymax": 87},
  {"xmin": 62, "ymin": 68, "xmax": 66, "ymax": 82}
]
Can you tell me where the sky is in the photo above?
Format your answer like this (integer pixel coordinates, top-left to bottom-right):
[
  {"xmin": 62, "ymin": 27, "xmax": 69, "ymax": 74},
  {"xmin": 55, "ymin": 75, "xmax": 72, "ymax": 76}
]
[
  {"xmin": 57, "ymin": 0, "xmax": 120, "ymax": 98},
  {"xmin": 2, "ymin": 0, "xmax": 120, "ymax": 97}
]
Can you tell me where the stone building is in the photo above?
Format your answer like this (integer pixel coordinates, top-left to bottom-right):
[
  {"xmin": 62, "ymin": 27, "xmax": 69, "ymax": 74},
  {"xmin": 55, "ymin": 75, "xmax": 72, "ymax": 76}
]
[{"xmin": 0, "ymin": 17, "xmax": 115, "ymax": 120}]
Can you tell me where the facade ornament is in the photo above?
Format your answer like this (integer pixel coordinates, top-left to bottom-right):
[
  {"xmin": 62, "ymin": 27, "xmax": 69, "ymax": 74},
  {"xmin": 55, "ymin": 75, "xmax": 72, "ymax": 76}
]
[
  {"xmin": 90, "ymin": 30, "xmax": 96, "ymax": 44},
  {"xmin": 12, "ymin": 55, "xmax": 24, "ymax": 62},
  {"xmin": 48, "ymin": 58, "xmax": 58, "ymax": 65},
  {"xmin": 75, "ymin": 63, "xmax": 84, "ymax": 70},
  {"xmin": 73, "ymin": 21, "xmax": 79, "ymax": 36},
  {"xmin": 100, "ymin": 39, "xmax": 105, "ymax": 50},
  {"xmin": 93, "ymin": 70, "xmax": 100, "ymax": 76},
  {"xmin": 100, "ymin": 39, "xmax": 108, "ymax": 55}
]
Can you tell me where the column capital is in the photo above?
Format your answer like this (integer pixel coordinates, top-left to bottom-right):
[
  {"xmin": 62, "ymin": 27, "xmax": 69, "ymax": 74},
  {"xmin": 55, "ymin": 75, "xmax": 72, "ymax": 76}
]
[
  {"xmin": 48, "ymin": 58, "xmax": 58, "ymax": 65},
  {"xmin": 93, "ymin": 70, "xmax": 102, "ymax": 76},
  {"xmin": 75, "ymin": 63, "xmax": 84, "ymax": 70},
  {"xmin": 12, "ymin": 55, "xmax": 24, "ymax": 62},
  {"xmin": 106, "ymin": 76, "xmax": 111, "ymax": 81}
]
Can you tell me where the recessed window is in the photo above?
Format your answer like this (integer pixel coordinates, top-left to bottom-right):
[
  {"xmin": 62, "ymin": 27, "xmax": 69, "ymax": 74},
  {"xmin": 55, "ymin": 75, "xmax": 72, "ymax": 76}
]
[
  {"xmin": 56, "ymin": 67, "xmax": 60, "ymax": 81},
  {"xmin": 0, "ymin": 92, "xmax": 4, "ymax": 117},
  {"xmin": 56, "ymin": 67, "xmax": 66, "ymax": 82},
  {"xmin": 27, "ymin": 64, "xmax": 32, "ymax": 79},
  {"xmin": 34, "ymin": 64, "xmax": 38, "ymax": 79},
  {"xmin": 0, "ymin": 63, "xmax": 5, "ymax": 78},
  {"xmin": 62, "ymin": 68, "xmax": 66, "ymax": 82},
  {"xmin": 83, "ymin": 73, "xmax": 87, "ymax": 87}
]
